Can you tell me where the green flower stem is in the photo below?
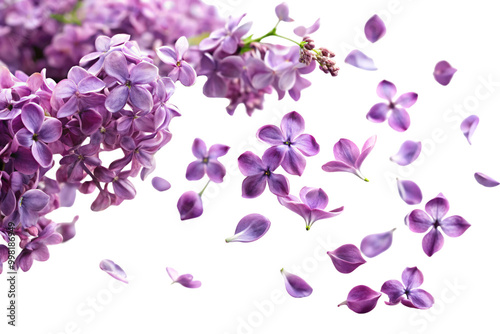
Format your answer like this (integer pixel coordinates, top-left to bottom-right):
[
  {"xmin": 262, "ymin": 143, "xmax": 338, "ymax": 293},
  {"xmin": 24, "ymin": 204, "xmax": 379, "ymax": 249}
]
[{"xmin": 199, "ymin": 180, "xmax": 211, "ymax": 197}]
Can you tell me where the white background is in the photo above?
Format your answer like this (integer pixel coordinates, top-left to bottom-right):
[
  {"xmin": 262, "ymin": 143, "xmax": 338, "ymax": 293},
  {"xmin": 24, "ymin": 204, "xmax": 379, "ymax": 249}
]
[{"xmin": 2, "ymin": 0, "xmax": 500, "ymax": 333}]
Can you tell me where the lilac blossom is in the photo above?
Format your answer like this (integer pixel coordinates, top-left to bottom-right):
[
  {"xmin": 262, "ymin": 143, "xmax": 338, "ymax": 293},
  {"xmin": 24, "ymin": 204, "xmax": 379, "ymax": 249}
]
[
  {"xmin": 397, "ymin": 179, "xmax": 423, "ymax": 205},
  {"xmin": 166, "ymin": 267, "xmax": 201, "ymax": 288},
  {"xmin": 156, "ymin": 36, "xmax": 196, "ymax": 86},
  {"xmin": 257, "ymin": 111, "xmax": 319, "ymax": 176},
  {"xmin": 322, "ymin": 136, "xmax": 376, "ymax": 181},
  {"xmin": 100, "ymin": 259, "xmax": 128, "ymax": 283},
  {"xmin": 390, "ymin": 141, "xmax": 422, "ymax": 166},
  {"xmin": 344, "ymin": 50, "xmax": 377, "ymax": 71},
  {"xmin": 186, "ymin": 138, "xmax": 230, "ymax": 183},
  {"xmin": 275, "ymin": 3, "xmax": 294, "ymax": 22},
  {"xmin": 18, "ymin": 189, "xmax": 50, "ymax": 228},
  {"xmin": 460, "ymin": 115, "xmax": 479, "ymax": 145},
  {"xmin": 199, "ymin": 14, "xmax": 252, "ymax": 54},
  {"xmin": 364, "ymin": 15, "xmax": 386, "ymax": 43},
  {"xmin": 338, "ymin": 285, "xmax": 381, "ymax": 314},
  {"xmin": 237, "ymin": 150, "xmax": 290, "ymax": 198},
  {"xmin": 278, "ymin": 187, "xmax": 343, "ymax": 230},
  {"xmin": 407, "ymin": 194, "xmax": 471, "ymax": 257},
  {"xmin": 152, "ymin": 177, "xmax": 171, "ymax": 192},
  {"xmin": 381, "ymin": 267, "xmax": 434, "ymax": 309},
  {"xmin": 474, "ymin": 172, "xmax": 500, "ymax": 187},
  {"xmin": 280, "ymin": 268, "xmax": 312, "ymax": 298},
  {"xmin": 433, "ymin": 61, "xmax": 457, "ymax": 86},
  {"xmin": 327, "ymin": 244, "xmax": 366, "ymax": 274},
  {"xmin": 177, "ymin": 191, "xmax": 203, "ymax": 221},
  {"xmin": 367, "ymin": 80, "xmax": 418, "ymax": 132},
  {"xmin": 360, "ymin": 228, "xmax": 396, "ymax": 258},
  {"xmin": 80, "ymin": 34, "xmax": 130, "ymax": 75},
  {"xmin": 225, "ymin": 214, "xmax": 271, "ymax": 243}
]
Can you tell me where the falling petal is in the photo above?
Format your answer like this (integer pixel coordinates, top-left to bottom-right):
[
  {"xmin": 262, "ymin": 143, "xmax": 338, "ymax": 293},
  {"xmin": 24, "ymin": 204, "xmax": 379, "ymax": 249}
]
[
  {"xmin": 345, "ymin": 50, "xmax": 377, "ymax": 71},
  {"xmin": 474, "ymin": 172, "xmax": 500, "ymax": 187},
  {"xmin": 99, "ymin": 259, "xmax": 128, "ymax": 283},
  {"xmin": 364, "ymin": 15, "xmax": 386, "ymax": 43},
  {"xmin": 460, "ymin": 115, "xmax": 479, "ymax": 145},
  {"xmin": 152, "ymin": 177, "xmax": 171, "ymax": 192},
  {"xmin": 360, "ymin": 228, "xmax": 396, "ymax": 258},
  {"xmin": 327, "ymin": 244, "xmax": 366, "ymax": 274},
  {"xmin": 338, "ymin": 285, "xmax": 381, "ymax": 314},
  {"xmin": 390, "ymin": 141, "xmax": 421, "ymax": 166},
  {"xmin": 281, "ymin": 268, "xmax": 313, "ymax": 298},
  {"xmin": 177, "ymin": 191, "xmax": 203, "ymax": 220},
  {"xmin": 396, "ymin": 179, "xmax": 423, "ymax": 205},
  {"xmin": 166, "ymin": 267, "xmax": 201, "ymax": 288},
  {"xmin": 225, "ymin": 214, "xmax": 271, "ymax": 243},
  {"xmin": 433, "ymin": 61, "xmax": 457, "ymax": 86},
  {"xmin": 55, "ymin": 216, "xmax": 78, "ymax": 242}
]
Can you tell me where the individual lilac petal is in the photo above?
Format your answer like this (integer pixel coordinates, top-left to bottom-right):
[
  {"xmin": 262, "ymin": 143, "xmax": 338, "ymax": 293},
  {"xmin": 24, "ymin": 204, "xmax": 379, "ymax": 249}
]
[
  {"xmin": 440, "ymin": 216, "xmax": 471, "ymax": 237},
  {"xmin": 327, "ymin": 244, "xmax": 366, "ymax": 274},
  {"xmin": 360, "ymin": 228, "xmax": 396, "ymax": 258},
  {"xmin": 474, "ymin": 172, "xmax": 500, "ymax": 187},
  {"xmin": 397, "ymin": 179, "xmax": 423, "ymax": 205},
  {"xmin": 422, "ymin": 228, "xmax": 444, "ymax": 257},
  {"xmin": 38, "ymin": 118, "xmax": 62, "ymax": 143},
  {"xmin": 367, "ymin": 103, "xmax": 390, "ymax": 123},
  {"xmin": 355, "ymin": 135, "xmax": 377, "ymax": 170},
  {"xmin": 129, "ymin": 85, "xmax": 153, "ymax": 112},
  {"xmin": 309, "ymin": 206, "xmax": 344, "ymax": 224},
  {"xmin": 242, "ymin": 175, "xmax": 267, "ymax": 198},
  {"xmin": 433, "ymin": 61, "xmax": 457, "ymax": 86},
  {"xmin": 166, "ymin": 267, "xmax": 179, "ymax": 281},
  {"xmin": 395, "ymin": 92, "xmax": 418, "ymax": 108},
  {"xmin": 460, "ymin": 115, "xmax": 479, "ymax": 145},
  {"xmin": 277, "ymin": 196, "xmax": 311, "ymax": 221},
  {"xmin": 281, "ymin": 148, "xmax": 306, "ymax": 176},
  {"xmin": 21, "ymin": 189, "xmax": 50, "ymax": 211},
  {"xmin": 390, "ymin": 140, "xmax": 422, "ymax": 166},
  {"xmin": 407, "ymin": 289, "xmax": 435, "ymax": 309},
  {"xmin": 402, "ymin": 267, "xmax": 424, "ymax": 290},
  {"xmin": 192, "ymin": 138, "xmax": 207, "ymax": 159},
  {"xmin": 381, "ymin": 280, "xmax": 406, "ymax": 305},
  {"xmin": 293, "ymin": 18, "xmax": 320, "ymax": 37},
  {"xmin": 377, "ymin": 80, "xmax": 397, "ymax": 100},
  {"xmin": 345, "ymin": 50, "xmax": 377, "ymax": 71},
  {"xmin": 293, "ymin": 134, "xmax": 320, "ymax": 156},
  {"xmin": 388, "ymin": 108, "xmax": 410, "ymax": 132},
  {"xmin": 408, "ymin": 209, "xmax": 433, "ymax": 233},
  {"xmin": 206, "ymin": 161, "xmax": 226, "ymax": 183},
  {"xmin": 257, "ymin": 125, "xmax": 285, "ymax": 145},
  {"xmin": 267, "ymin": 173, "xmax": 290, "ymax": 197},
  {"xmin": 225, "ymin": 213, "xmax": 271, "ymax": 243},
  {"xmin": 425, "ymin": 195, "xmax": 449, "ymax": 221},
  {"xmin": 208, "ymin": 144, "xmax": 230, "ymax": 159},
  {"xmin": 152, "ymin": 177, "xmax": 171, "ymax": 192},
  {"xmin": 280, "ymin": 268, "xmax": 313, "ymax": 298},
  {"xmin": 321, "ymin": 161, "xmax": 358, "ymax": 174},
  {"xmin": 99, "ymin": 259, "xmax": 128, "ymax": 283},
  {"xmin": 22, "ymin": 103, "xmax": 44, "ymax": 133},
  {"xmin": 281, "ymin": 111, "xmax": 305, "ymax": 141},
  {"xmin": 178, "ymin": 64, "xmax": 196, "ymax": 87},
  {"xmin": 186, "ymin": 161, "xmax": 205, "ymax": 181},
  {"xmin": 103, "ymin": 51, "xmax": 128, "ymax": 83},
  {"xmin": 338, "ymin": 285, "xmax": 382, "ymax": 314},
  {"xmin": 0, "ymin": 244, "xmax": 8, "ymax": 263},
  {"xmin": 334, "ymin": 139, "xmax": 360, "ymax": 166},
  {"xmin": 364, "ymin": 15, "xmax": 386, "ymax": 43},
  {"xmin": 177, "ymin": 191, "xmax": 203, "ymax": 220},
  {"xmin": 275, "ymin": 2, "xmax": 293, "ymax": 22},
  {"xmin": 262, "ymin": 146, "xmax": 285, "ymax": 171},
  {"xmin": 55, "ymin": 216, "xmax": 78, "ymax": 242},
  {"xmin": 175, "ymin": 274, "xmax": 202, "ymax": 288},
  {"xmin": 299, "ymin": 187, "xmax": 328, "ymax": 210},
  {"xmin": 105, "ymin": 85, "xmax": 129, "ymax": 113},
  {"xmin": 32, "ymin": 141, "xmax": 53, "ymax": 168}
]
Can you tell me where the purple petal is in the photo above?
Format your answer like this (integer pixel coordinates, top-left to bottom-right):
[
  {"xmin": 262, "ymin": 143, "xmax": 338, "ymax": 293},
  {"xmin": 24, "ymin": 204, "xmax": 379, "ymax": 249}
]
[
  {"xmin": 433, "ymin": 60, "xmax": 457, "ymax": 86},
  {"xmin": 105, "ymin": 85, "xmax": 129, "ymax": 113},
  {"xmin": 277, "ymin": 196, "xmax": 311, "ymax": 222},
  {"xmin": 78, "ymin": 76, "xmax": 105, "ymax": 94},
  {"xmin": 80, "ymin": 109, "xmax": 103, "ymax": 135},
  {"xmin": 474, "ymin": 172, "xmax": 499, "ymax": 187},
  {"xmin": 345, "ymin": 50, "xmax": 377, "ymax": 71},
  {"xmin": 355, "ymin": 135, "xmax": 376, "ymax": 170},
  {"xmin": 275, "ymin": 2, "xmax": 294, "ymax": 22},
  {"xmin": 339, "ymin": 285, "xmax": 381, "ymax": 314},
  {"xmin": 281, "ymin": 269, "xmax": 313, "ymax": 298},
  {"xmin": 460, "ymin": 115, "xmax": 479, "ymax": 145},
  {"xmin": 238, "ymin": 151, "xmax": 265, "ymax": 176},
  {"xmin": 38, "ymin": 118, "xmax": 62, "ymax": 143},
  {"xmin": 390, "ymin": 140, "xmax": 422, "ymax": 166},
  {"xmin": 309, "ymin": 206, "xmax": 344, "ymax": 226},
  {"xmin": 112, "ymin": 178, "xmax": 136, "ymax": 200},
  {"xmin": 395, "ymin": 92, "xmax": 418, "ymax": 108},
  {"xmin": 21, "ymin": 189, "xmax": 49, "ymax": 211},
  {"xmin": 103, "ymin": 51, "xmax": 129, "ymax": 83},
  {"xmin": 152, "ymin": 177, "xmax": 171, "ymax": 192},
  {"xmin": 208, "ymin": 144, "xmax": 230, "ymax": 159},
  {"xmin": 262, "ymin": 146, "xmax": 285, "ymax": 171},
  {"xmin": 440, "ymin": 215, "xmax": 470, "ymax": 237},
  {"xmin": 327, "ymin": 244, "xmax": 366, "ymax": 274},
  {"xmin": 360, "ymin": 228, "xmax": 395, "ymax": 258},
  {"xmin": 381, "ymin": 280, "xmax": 405, "ymax": 304},
  {"xmin": 321, "ymin": 161, "xmax": 358, "ymax": 175},
  {"xmin": 179, "ymin": 63, "xmax": 196, "ymax": 87},
  {"xmin": 99, "ymin": 259, "xmax": 128, "ymax": 283},
  {"xmin": 130, "ymin": 61, "xmax": 158, "ymax": 85},
  {"xmin": 388, "ymin": 108, "xmax": 411, "ymax": 132},
  {"xmin": 242, "ymin": 174, "xmax": 268, "ymax": 198},
  {"xmin": 397, "ymin": 179, "xmax": 423, "ymax": 205},
  {"xmin": 293, "ymin": 18, "xmax": 320, "ymax": 37},
  {"xmin": 129, "ymin": 85, "xmax": 153, "ymax": 112},
  {"xmin": 156, "ymin": 46, "xmax": 177, "ymax": 65},
  {"xmin": 334, "ymin": 138, "xmax": 360, "ymax": 167},
  {"xmin": 365, "ymin": 15, "xmax": 386, "ymax": 43},
  {"xmin": 407, "ymin": 289, "xmax": 434, "ymax": 309},
  {"xmin": 53, "ymin": 79, "xmax": 77, "ymax": 99},
  {"xmin": 32, "ymin": 141, "xmax": 53, "ymax": 168},
  {"xmin": 16, "ymin": 128, "xmax": 34, "ymax": 147},
  {"xmin": 267, "ymin": 173, "xmax": 290, "ymax": 197},
  {"xmin": 402, "ymin": 266, "xmax": 424, "ymax": 290},
  {"xmin": 257, "ymin": 125, "xmax": 285, "ymax": 145},
  {"xmin": 175, "ymin": 274, "xmax": 202, "ymax": 288},
  {"xmin": 293, "ymin": 134, "xmax": 319, "ymax": 156},
  {"xmin": 186, "ymin": 161, "xmax": 206, "ymax": 181},
  {"xmin": 225, "ymin": 213, "xmax": 271, "ymax": 243},
  {"xmin": 55, "ymin": 216, "xmax": 78, "ymax": 242},
  {"xmin": 367, "ymin": 103, "xmax": 390, "ymax": 123},
  {"xmin": 408, "ymin": 209, "xmax": 433, "ymax": 233},
  {"xmin": 425, "ymin": 194, "xmax": 449, "ymax": 221},
  {"xmin": 422, "ymin": 228, "xmax": 444, "ymax": 257},
  {"xmin": 177, "ymin": 191, "xmax": 203, "ymax": 220},
  {"xmin": 166, "ymin": 267, "xmax": 179, "ymax": 280},
  {"xmin": 281, "ymin": 111, "xmax": 305, "ymax": 141},
  {"xmin": 281, "ymin": 148, "xmax": 306, "ymax": 176},
  {"xmin": 206, "ymin": 161, "xmax": 226, "ymax": 183},
  {"xmin": 299, "ymin": 187, "xmax": 328, "ymax": 210},
  {"xmin": 203, "ymin": 74, "xmax": 227, "ymax": 97},
  {"xmin": 192, "ymin": 138, "xmax": 207, "ymax": 159},
  {"xmin": 376, "ymin": 80, "xmax": 397, "ymax": 100},
  {"xmin": 21, "ymin": 103, "xmax": 44, "ymax": 133},
  {"xmin": 0, "ymin": 245, "xmax": 8, "ymax": 263}
]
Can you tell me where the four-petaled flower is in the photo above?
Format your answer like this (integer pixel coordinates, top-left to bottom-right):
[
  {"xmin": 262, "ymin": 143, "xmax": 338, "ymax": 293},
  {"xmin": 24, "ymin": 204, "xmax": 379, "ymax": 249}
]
[
  {"xmin": 186, "ymin": 138, "xmax": 230, "ymax": 183},
  {"xmin": 156, "ymin": 36, "xmax": 196, "ymax": 86},
  {"xmin": 381, "ymin": 267, "xmax": 434, "ymax": 309}
]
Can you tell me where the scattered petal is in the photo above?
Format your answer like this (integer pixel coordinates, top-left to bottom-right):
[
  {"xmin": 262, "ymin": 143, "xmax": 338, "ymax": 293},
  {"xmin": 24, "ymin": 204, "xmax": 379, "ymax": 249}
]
[
  {"xmin": 152, "ymin": 177, "xmax": 171, "ymax": 192},
  {"xmin": 360, "ymin": 228, "xmax": 396, "ymax": 258},
  {"xmin": 281, "ymin": 268, "xmax": 313, "ymax": 298},
  {"xmin": 338, "ymin": 285, "xmax": 381, "ymax": 314},
  {"xmin": 327, "ymin": 244, "xmax": 366, "ymax": 274},
  {"xmin": 99, "ymin": 259, "xmax": 128, "ymax": 283},
  {"xmin": 364, "ymin": 15, "xmax": 386, "ymax": 43},
  {"xmin": 225, "ymin": 214, "xmax": 271, "ymax": 243},
  {"xmin": 433, "ymin": 61, "xmax": 457, "ymax": 86},
  {"xmin": 397, "ymin": 179, "xmax": 423, "ymax": 205},
  {"xmin": 344, "ymin": 50, "xmax": 377, "ymax": 71},
  {"xmin": 166, "ymin": 267, "xmax": 201, "ymax": 288},
  {"xmin": 177, "ymin": 191, "xmax": 203, "ymax": 220},
  {"xmin": 460, "ymin": 115, "xmax": 479, "ymax": 145},
  {"xmin": 390, "ymin": 141, "xmax": 422, "ymax": 166},
  {"xmin": 474, "ymin": 172, "xmax": 500, "ymax": 187}
]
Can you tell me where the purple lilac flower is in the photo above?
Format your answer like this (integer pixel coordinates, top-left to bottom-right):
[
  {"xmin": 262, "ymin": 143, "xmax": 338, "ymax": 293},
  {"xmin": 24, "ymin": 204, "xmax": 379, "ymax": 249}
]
[
  {"xmin": 156, "ymin": 36, "xmax": 196, "ymax": 86},
  {"xmin": 474, "ymin": 172, "xmax": 499, "ymax": 187},
  {"xmin": 390, "ymin": 140, "xmax": 422, "ymax": 166},
  {"xmin": 397, "ymin": 179, "xmax": 423, "ymax": 205},
  {"xmin": 275, "ymin": 2, "xmax": 294, "ymax": 22},
  {"xmin": 100, "ymin": 259, "xmax": 129, "ymax": 283},
  {"xmin": 344, "ymin": 50, "xmax": 377, "ymax": 71},
  {"xmin": 166, "ymin": 267, "xmax": 201, "ymax": 288},
  {"xmin": 225, "ymin": 213, "xmax": 271, "ymax": 243},
  {"xmin": 18, "ymin": 189, "xmax": 50, "ymax": 228},
  {"xmin": 237, "ymin": 150, "xmax": 289, "ymax": 198},
  {"xmin": 360, "ymin": 228, "xmax": 396, "ymax": 258},
  {"xmin": 80, "ymin": 34, "xmax": 130, "ymax": 75},
  {"xmin": 338, "ymin": 285, "xmax": 381, "ymax": 314},
  {"xmin": 364, "ymin": 15, "xmax": 386, "ymax": 43},
  {"xmin": 407, "ymin": 194, "xmax": 471, "ymax": 257},
  {"xmin": 177, "ymin": 191, "xmax": 203, "ymax": 221},
  {"xmin": 278, "ymin": 187, "xmax": 343, "ymax": 230},
  {"xmin": 199, "ymin": 14, "xmax": 252, "ymax": 54},
  {"xmin": 460, "ymin": 115, "xmax": 479, "ymax": 145},
  {"xmin": 327, "ymin": 244, "xmax": 366, "ymax": 274},
  {"xmin": 367, "ymin": 80, "xmax": 418, "ymax": 132},
  {"xmin": 186, "ymin": 138, "xmax": 230, "ymax": 183},
  {"xmin": 433, "ymin": 61, "xmax": 457, "ymax": 86},
  {"xmin": 257, "ymin": 111, "xmax": 319, "ymax": 176},
  {"xmin": 280, "ymin": 268, "xmax": 312, "ymax": 298},
  {"xmin": 152, "ymin": 177, "xmax": 171, "ymax": 192},
  {"xmin": 322, "ymin": 136, "xmax": 376, "ymax": 181},
  {"xmin": 381, "ymin": 267, "xmax": 434, "ymax": 309}
]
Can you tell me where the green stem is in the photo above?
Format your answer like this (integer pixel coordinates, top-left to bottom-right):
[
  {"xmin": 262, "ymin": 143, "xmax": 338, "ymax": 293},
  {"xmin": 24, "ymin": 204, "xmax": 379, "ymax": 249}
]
[{"xmin": 198, "ymin": 180, "xmax": 211, "ymax": 197}]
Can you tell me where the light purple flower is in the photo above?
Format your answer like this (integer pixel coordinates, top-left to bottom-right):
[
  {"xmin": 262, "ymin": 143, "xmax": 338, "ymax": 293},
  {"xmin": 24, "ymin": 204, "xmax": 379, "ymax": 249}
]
[
  {"xmin": 433, "ymin": 61, "xmax": 457, "ymax": 86},
  {"xmin": 293, "ymin": 18, "xmax": 320, "ymax": 37},
  {"xmin": 322, "ymin": 136, "xmax": 376, "ymax": 181},
  {"xmin": 225, "ymin": 214, "xmax": 271, "ymax": 243},
  {"xmin": 152, "ymin": 177, "xmax": 171, "ymax": 192},
  {"xmin": 237, "ymin": 149, "xmax": 289, "ymax": 198},
  {"xmin": 397, "ymin": 179, "xmax": 423, "ymax": 205},
  {"xmin": 367, "ymin": 80, "xmax": 418, "ymax": 132},
  {"xmin": 280, "ymin": 268, "xmax": 312, "ymax": 298},
  {"xmin": 199, "ymin": 14, "xmax": 252, "ymax": 54},
  {"xmin": 474, "ymin": 172, "xmax": 499, "ymax": 187},
  {"xmin": 390, "ymin": 140, "xmax": 421, "ymax": 166},
  {"xmin": 156, "ymin": 36, "xmax": 196, "ymax": 86},
  {"xmin": 79, "ymin": 34, "xmax": 130, "ymax": 75},
  {"xmin": 364, "ymin": 15, "xmax": 386, "ymax": 43},
  {"xmin": 18, "ymin": 189, "xmax": 50, "ymax": 228},
  {"xmin": 460, "ymin": 115, "xmax": 479, "ymax": 145},
  {"xmin": 338, "ymin": 285, "xmax": 381, "ymax": 314},
  {"xmin": 186, "ymin": 138, "xmax": 230, "ymax": 183},
  {"xmin": 381, "ymin": 267, "xmax": 434, "ymax": 309},
  {"xmin": 278, "ymin": 187, "xmax": 343, "ymax": 230},
  {"xmin": 100, "ymin": 259, "xmax": 128, "ymax": 283},
  {"xmin": 166, "ymin": 267, "xmax": 201, "ymax": 288},
  {"xmin": 360, "ymin": 228, "xmax": 396, "ymax": 258},
  {"xmin": 177, "ymin": 191, "xmax": 203, "ymax": 221},
  {"xmin": 257, "ymin": 111, "xmax": 319, "ymax": 176},
  {"xmin": 327, "ymin": 244, "xmax": 366, "ymax": 274},
  {"xmin": 344, "ymin": 50, "xmax": 377, "ymax": 71},
  {"xmin": 275, "ymin": 3, "xmax": 294, "ymax": 22},
  {"xmin": 408, "ymin": 194, "xmax": 471, "ymax": 257}
]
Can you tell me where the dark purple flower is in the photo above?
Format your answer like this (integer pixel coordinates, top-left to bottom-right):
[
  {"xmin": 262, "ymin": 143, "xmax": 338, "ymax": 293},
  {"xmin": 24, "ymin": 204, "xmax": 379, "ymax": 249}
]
[
  {"xmin": 433, "ymin": 61, "xmax": 457, "ymax": 86},
  {"xmin": 237, "ymin": 149, "xmax": 289, "ymax": 198},
  {"xmin": 199, "ymin": 14, "xmax": 252, "ymax": 54},
  {"xmin": 152, "ymin": 177, "xmax": 171, "ymax": 192},
  {"xmin": 460, "ymin": 115, "xmax": 479, "ymax": 145},
  {"xmin": 367, "ymin": 80, "xmax": 418, "ymax": 132},
  {"xmin": 186, "ymin": 138, "xmax": 230, "ymax": 183},
  {"xmin": 18, "ymin": 189, "xmax": 50, "ymax": 228},
  {"xmin": 156, "ymin": 36, "xmax": 196, "ymax": 86},
  {"xmin": 0, "ymin": 245, "xmax": 9, "ymax": 274},
  {"xmin": 397, "ymin": 179, "xmax": 423, "ymax": 205},
  {"xmin": 338, "ymin": 285, "xmax": 381, "ymax": 314},
  {"xmin": 278, "ymin": 187, "xmax": 343, "ymax": 230},
  {"xmin": 364, "ymin": 15, "xmax": 386, "ymax": 43},
  {"xmin": 327, "ymin": 244, "xmax": 366, "ymax": 274},
  {"xmin": 281, "ymin": 268, "xmax": 312, "ymax": 298},
  {"xmin": 257, "ymin": 111, "xmax": 319, "ymax": 176},
  {"xmin": 408, "ymin": 194, "xmax": 471, "ymax": 257},
  {"xmin": 344, "ymin": 50, "xmax": 377, "ymax": 71},
  {"xmin": 360, "ymin": 228, "xmax": 396, "ymax": 258},
  {"xmin": 390, "ymin": 140, "xmax": 421, "ymax": 166},
  {"xmin": 166, "ymin": 267, "xmax": 201, "ymax": 288},
  {"xmin": 100, "ymin": 259, "xmax": 128, "ymax": 283},
  {"xmin": 275, "ymin": 3, "xmax": 294, "ymax": 22},
  {"xmin": 322, "ymin": 136, "xmax": 376, "ymax": 181},
  {"xmin": 225, "ymin": 213, "xmax": 271, "ymax": 243},
  {"xmin": 177, "ymin": 191, "xmax": 203, "ymax": 221},
  {"xmin": 474, "ymin": 172, "xmax": 500, "ymax": 188},
  {"xmin": 381, "ymin": 267, "xmax": 434, "ymax": 309}
]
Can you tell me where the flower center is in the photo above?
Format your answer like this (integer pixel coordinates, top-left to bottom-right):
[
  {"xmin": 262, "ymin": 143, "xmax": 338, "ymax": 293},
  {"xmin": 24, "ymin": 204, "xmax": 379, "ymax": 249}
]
[
  {"xmin": 284, "ymin": 140, "xmax": 291, "ymax": 146},
  {"xmin": 433, "ymin": 219, "xmax": 440, "ymax": 228},
  {"xmin": 32, "ymin": 133, "xmax": 38, "ymax": 141},
  {"xmin": 176, "ymin": 61, "xmax": 182, "ymax": 67},
  {"xmin": 125, "ymin": 80, "xmax": 132, "ymax": 88},
  {"xmin": 264, "ymin": 169, "xmax": 271, "ymax": 176},
  {"xmin": 202, "ymin": 157, "xmax": 209, "ymax": 163}
]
